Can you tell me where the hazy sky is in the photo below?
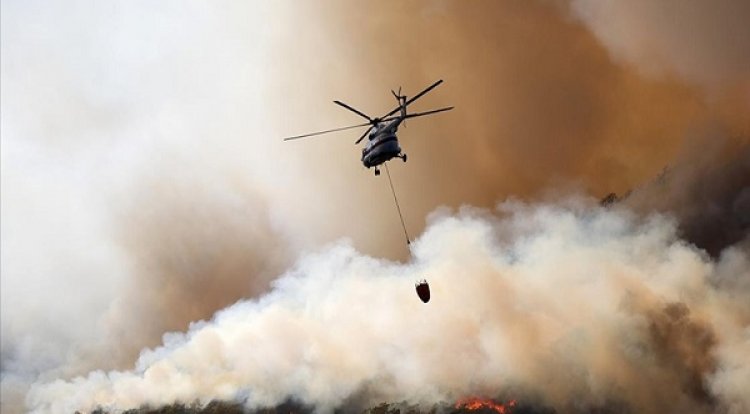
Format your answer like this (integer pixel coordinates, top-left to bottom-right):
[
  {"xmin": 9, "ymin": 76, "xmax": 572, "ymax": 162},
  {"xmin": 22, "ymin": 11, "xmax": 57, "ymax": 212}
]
[{"xmin": 2, "ymin": 1, "xmax": 748, "ymax": 413}]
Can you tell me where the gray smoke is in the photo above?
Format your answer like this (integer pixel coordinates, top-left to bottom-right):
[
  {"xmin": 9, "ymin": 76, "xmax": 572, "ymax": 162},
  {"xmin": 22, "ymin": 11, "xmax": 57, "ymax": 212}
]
[{"xmin": 568, "ymin": 0, "xmax": 750, "ymax": 92}]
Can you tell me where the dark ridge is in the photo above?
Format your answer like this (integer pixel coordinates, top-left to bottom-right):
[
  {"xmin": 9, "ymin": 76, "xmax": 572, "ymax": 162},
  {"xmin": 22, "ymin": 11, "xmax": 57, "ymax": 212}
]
[
  {"xmin": 91, "ymin": 401, "xmax": 244, "ymax": 414},
  {"xmin": 88, "ymin": 400, "xmax": 311, "ymax": 414},
  {"xmin": 92, "ymin": 399, "xmax": 640, "ymax": 414}
]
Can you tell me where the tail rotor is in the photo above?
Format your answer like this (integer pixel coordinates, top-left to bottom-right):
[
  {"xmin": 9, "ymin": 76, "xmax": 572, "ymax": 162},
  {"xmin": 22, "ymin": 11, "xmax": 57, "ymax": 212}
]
[
  {"xmin": 391, "ymin": 87, "xmax": 407, "ymax": 104},
  {"xmin": 391, "ymin": 86, "xmax": 408, "ymax": 126}
]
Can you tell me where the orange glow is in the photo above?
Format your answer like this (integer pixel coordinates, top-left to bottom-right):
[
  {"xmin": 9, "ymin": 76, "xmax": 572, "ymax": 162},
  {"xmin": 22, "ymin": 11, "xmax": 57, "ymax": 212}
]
[{"xmin": 455, "ymin": 397, "xmax": 517, "ymax": 414}]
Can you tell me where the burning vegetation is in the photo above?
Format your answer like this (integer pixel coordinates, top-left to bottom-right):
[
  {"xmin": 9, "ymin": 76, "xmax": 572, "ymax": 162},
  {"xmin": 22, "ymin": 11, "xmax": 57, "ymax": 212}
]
[{"xmin": 454, "ymin": 397, "xmax": 516, "ymax": 414}]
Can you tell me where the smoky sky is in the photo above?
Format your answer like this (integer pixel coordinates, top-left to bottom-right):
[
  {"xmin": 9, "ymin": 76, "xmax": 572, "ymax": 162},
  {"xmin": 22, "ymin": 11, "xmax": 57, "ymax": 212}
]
[
  {"xmin": 282, "ymin": 0, "xmax": 748, "ymax": 250},
  {"xmin": 2, "ymin": 1, "xmax": 749, "ymax": 413}
]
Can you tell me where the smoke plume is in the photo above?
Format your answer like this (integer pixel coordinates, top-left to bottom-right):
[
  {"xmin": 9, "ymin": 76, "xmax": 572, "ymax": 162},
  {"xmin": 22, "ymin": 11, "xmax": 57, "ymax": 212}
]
[{"xmin": 26, "ymin": 202, "xmax": 750, "ymax": 413}]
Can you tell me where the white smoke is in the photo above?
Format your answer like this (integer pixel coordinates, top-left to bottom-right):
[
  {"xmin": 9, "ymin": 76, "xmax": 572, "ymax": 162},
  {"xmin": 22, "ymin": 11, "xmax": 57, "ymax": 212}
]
[
  {"xmin": 26, "ymin": 201, "xmax": 750, "ymax": 414},
  {"xmin": 0, "ymin": 1, "xmax": 314, "ymax": 411}
]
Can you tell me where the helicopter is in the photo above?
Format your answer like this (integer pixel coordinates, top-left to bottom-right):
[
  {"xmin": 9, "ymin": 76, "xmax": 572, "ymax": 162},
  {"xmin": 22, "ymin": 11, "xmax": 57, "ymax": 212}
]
[{"xmin": 283, "ymin": 80, "xmax": 453, "ymax": 176}]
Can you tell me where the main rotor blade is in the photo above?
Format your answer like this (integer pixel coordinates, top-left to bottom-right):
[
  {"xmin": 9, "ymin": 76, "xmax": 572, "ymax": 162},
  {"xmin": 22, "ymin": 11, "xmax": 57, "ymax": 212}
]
[
  {"xmin": 403, "ymin": 106, "xmax": 454, "ymax": 119},
  {"xmin": 333, "ymin": 100, "xmax": 372, "ymax": 122},
  {"xmin": 354, "ymin": 126, "xmax": 373, "ymax": 144},
  {"xmin": 282, "ymin": 121, "xmax": 371, "ymax": 141},
  {"xmin": 382, "ymin": 79, "xmax": 444, "ymax": 118},
  {"xmin": 380, "ymin": 106, "xmax": 454, "ymax": 123}
]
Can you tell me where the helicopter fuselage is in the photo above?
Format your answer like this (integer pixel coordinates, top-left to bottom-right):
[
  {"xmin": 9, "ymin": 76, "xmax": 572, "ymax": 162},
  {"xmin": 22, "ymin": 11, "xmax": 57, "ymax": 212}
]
[{"xmin": 361, "ymin": 118, "xmax": 404, "ymax": 168}]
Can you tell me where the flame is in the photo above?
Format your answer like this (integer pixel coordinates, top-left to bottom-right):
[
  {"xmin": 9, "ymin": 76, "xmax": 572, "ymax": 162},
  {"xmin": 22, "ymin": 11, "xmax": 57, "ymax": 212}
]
[{"xmin": 454, "ymin": 397, "xmax": 517, "ymax": 414}]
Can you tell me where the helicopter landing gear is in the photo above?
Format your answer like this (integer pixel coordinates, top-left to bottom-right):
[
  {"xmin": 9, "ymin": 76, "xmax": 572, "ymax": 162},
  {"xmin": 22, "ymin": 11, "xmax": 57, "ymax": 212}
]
[{"xmin": 374, "ymin": 167, "xmax": 381, "ymax": 176}]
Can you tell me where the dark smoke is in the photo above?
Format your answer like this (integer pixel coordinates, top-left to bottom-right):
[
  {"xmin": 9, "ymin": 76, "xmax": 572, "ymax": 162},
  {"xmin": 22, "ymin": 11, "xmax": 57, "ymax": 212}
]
[
  {"xmin": 647, "ymin": 302, "xmax": 716, "ymax": 401},
  {"xmin": 623, "ymin": 134, "xmax": 750, "ymax": 256}
]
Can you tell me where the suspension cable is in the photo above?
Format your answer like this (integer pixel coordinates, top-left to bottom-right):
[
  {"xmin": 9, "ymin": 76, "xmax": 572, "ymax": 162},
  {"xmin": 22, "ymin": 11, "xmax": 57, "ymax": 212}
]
[{"xmin": 384, "ymin": 162, "xmax": 411, "ymax": 245}]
